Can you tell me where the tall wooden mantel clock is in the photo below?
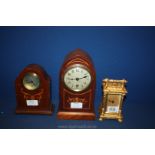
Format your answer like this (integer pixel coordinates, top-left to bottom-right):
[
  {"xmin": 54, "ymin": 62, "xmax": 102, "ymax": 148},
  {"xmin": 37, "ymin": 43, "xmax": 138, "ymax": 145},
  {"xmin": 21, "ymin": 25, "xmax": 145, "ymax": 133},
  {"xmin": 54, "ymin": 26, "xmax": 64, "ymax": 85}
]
[
  {"xmin": 15, "ymin": 64, "xmax": 53, "ymax": 115},
  {"xmin": 57, "ymin": 49, "xmax": 96, "ymax": 120}
]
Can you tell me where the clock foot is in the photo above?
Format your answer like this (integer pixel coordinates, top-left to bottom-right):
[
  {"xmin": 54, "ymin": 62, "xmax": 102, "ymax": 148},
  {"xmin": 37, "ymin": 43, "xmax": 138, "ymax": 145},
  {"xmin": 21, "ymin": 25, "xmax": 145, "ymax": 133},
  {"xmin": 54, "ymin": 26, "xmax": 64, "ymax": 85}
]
[
  {"xmin": 99, "ymin": 117, "xmax": 104, "ymax": 121},
  {"xmin": 118, "ymin": 118, "xmax": 123, "ymax": 123}
]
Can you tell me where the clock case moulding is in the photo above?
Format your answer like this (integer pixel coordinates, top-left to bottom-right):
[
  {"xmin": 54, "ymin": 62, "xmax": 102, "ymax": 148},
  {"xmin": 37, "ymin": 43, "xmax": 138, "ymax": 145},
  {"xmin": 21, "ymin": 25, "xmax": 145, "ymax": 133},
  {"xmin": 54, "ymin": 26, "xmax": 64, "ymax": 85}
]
[
  {"xmin": 57, "ymin": 49, "xmax": 96, "ymax": 120},
  {"xmin": 15, "ymin": 64, "xmax": 53, "ymax": 115}
]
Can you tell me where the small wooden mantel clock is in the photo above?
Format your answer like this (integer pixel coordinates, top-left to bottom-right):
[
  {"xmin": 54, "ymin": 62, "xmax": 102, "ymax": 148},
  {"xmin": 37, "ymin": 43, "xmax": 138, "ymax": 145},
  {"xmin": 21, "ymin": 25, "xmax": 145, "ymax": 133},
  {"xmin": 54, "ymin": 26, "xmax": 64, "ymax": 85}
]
[
  {"xmin": 99, "ymin": 79, "xmax": 127, "ymax": 122},
  {"xmin": 15, "ymin": 64, "xmax": 53, "ymax": 114},
  {"xmin": 57, "ymin": 49, "xmax": 96, "ymax": 120}
]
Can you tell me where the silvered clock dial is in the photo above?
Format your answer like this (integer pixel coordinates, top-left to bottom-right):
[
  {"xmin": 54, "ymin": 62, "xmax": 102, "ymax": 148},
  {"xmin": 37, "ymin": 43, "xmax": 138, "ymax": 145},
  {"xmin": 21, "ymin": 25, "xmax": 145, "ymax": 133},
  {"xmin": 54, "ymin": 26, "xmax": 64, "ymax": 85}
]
[
  {"xmin": 23, "ymin": 72, "xmax": 40, "ymax": 91},
  {"xmin": 64, "ymin": 66, "xmax": 91, "ymax": 92}
]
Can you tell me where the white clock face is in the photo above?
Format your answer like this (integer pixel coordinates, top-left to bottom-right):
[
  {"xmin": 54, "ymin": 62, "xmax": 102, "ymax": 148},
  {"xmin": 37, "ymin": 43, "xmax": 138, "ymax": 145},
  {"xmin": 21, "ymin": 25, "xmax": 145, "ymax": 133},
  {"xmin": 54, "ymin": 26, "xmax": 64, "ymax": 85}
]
[{"xmin": 64, "ymin": 66, "xmax": 91, "ymax": 92}]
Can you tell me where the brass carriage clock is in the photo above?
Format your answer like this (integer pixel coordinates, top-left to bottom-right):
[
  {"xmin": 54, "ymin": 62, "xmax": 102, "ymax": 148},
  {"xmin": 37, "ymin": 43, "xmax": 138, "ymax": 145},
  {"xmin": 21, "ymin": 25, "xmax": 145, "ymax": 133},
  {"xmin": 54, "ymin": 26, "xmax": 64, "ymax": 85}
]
[
  {"xmin": 57, "ymin": 49, "xmax": 96, "ymax": 120},
  {"xmin": 99, "ymin": 79, "xmax": 127, "ymax": 122},
  {"xmin": 15, "ymin": 64, "xmax": 53, "ymax": 114}
]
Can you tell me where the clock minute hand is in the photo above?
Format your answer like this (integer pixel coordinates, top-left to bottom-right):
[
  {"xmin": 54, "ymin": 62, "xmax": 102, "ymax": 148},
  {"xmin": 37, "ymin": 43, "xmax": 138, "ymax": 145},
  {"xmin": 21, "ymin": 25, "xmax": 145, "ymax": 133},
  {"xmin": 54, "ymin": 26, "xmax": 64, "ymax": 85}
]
[
  {"xmin": 75, "ymin": 76, "xmax": 88, "ymax": 81},
  {"xmin": 28, "ymin": 77, "xmax": 35, "ymax": 84},
  {"xmin": 79, "ymin": 76, "xmax": 88, "ymax": 80},
  {"xmin": 68, "ymin": 76, "xmax": 88, "ymax": 81}
]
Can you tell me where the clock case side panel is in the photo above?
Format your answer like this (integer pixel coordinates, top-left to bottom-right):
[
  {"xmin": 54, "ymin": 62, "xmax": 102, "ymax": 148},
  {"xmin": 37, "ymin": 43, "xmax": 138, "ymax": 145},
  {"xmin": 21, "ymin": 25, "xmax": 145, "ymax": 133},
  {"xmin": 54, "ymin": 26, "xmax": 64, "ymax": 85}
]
[{"xmin": 15, "ymin": 64, "xmax": 53, "ymax": 115}]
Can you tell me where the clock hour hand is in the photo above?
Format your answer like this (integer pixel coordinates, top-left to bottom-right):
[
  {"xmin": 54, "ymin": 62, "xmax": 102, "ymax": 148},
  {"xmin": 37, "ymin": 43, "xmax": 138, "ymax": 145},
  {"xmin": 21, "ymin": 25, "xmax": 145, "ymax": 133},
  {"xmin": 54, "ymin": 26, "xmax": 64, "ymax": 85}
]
[
  {"xmin": 26, "ymin": 78, "xmax": 35, "ymax": 85},
  {"xmin": 28, "ymin": 80, "xmax": 34, "ymax": 85},
  {"xmin": 108, "ymin": 99, "xmax": 114, "ymax": 103}
]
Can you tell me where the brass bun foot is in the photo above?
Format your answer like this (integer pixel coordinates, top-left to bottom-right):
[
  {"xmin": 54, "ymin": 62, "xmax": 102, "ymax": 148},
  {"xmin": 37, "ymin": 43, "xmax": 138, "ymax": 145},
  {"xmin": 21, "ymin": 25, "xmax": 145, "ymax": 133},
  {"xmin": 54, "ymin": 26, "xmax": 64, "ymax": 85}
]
[
  {"xmin": 118, "ymin": 118, "xmax": 123, "ymax": 123},
  {"xmin": 99, "ymin": 117, "xmax": 104, "ymax": 121}
]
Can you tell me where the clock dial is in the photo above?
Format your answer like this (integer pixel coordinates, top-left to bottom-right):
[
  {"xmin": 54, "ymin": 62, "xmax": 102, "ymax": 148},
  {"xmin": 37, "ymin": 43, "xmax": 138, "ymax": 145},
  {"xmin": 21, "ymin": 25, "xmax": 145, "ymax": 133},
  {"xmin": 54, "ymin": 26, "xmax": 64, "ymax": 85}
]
[
  {"xmin": 107, "ymin": 94, "xmax": 121, "ymax": 106},
  {"xmin": 23, "ymin": 72, "xmax": 40, "ymax": 90},
  {"xmin": 64, "ymin": 66, "xmax": 91, "ymax": 92}
]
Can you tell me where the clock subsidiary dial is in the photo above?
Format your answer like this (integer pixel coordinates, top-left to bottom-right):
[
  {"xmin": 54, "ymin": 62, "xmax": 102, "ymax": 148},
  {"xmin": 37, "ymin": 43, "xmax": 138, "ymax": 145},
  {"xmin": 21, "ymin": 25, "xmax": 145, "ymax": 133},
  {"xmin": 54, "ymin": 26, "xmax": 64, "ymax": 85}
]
[
  {"xmin": 23, "ymin": 72, "xmax": 40, "ymax": 91},
  {"xmin": 64, "ymin": 66, "xmax": 91, "ymax": 92}
]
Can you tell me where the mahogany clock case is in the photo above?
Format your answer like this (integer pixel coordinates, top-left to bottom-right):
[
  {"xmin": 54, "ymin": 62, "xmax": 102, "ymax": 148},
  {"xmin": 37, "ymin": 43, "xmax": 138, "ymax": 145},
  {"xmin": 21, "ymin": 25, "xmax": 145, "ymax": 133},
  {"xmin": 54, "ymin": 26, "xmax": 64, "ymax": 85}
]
[
  {"xmin": 15, "ymin": 64, "xmax": 53, "ymax": 115},
  {"xmin": 57, "ymin": 49, "xmax": 96, "ymax": 120}
]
